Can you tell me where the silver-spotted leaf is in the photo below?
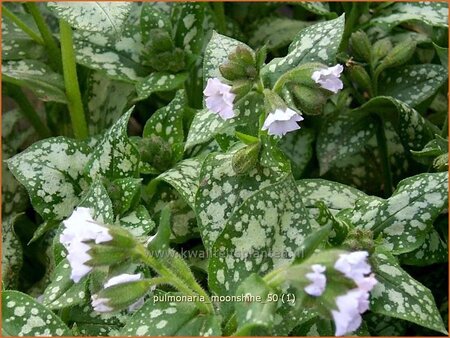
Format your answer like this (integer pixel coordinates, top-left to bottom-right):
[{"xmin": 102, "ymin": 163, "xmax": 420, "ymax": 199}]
[
  {"xmin": 136, "ymin": 72, "xmax": 188, "ymax": 101},
  {"xmin": 172, "ymin": 3, "xmax": 206, "ymax": 54},
  {"xmin": 79, "ymin": 180, "xmax": 114, "ymax": 224},
  {"xmin": 7, "ymin": 137, "xmax": 91, "ymax": 220},
  {"xmin": 120, "ymin": 205, "xmax": 156, "ymax": 242},
  {"xmin": 2, "ymin": 215, "xmax": 23, "ymax": 290},
  {"xmin": 2, "ymin": 290, "xmax": 71, "ymax": 336}
]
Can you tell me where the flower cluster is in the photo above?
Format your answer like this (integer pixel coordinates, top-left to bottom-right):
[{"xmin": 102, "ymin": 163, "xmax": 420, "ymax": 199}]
[
  {"xmin": 332, "ymin": 251, "xmax": 377, "ymax": 336},
  {"xmin": 203, "ymin": 65, "xmax": 343, "ymax": 137}
]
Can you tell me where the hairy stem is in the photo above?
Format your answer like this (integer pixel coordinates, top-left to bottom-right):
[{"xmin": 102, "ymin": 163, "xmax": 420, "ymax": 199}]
[{"xmin": 59, "ymin": 19, "xmax": 88, "ymax": 139}]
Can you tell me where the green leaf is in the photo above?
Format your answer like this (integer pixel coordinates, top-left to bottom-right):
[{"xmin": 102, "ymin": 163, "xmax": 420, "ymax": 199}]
[
  {"xmin": 262, "ymin": 14, "xmax": 345, "ymax": 87},
  {"xmin": 209, "ymin": 175, "xmax": 311, "ymax": 297},
  {"xmin": 348, "ymin": 172, "xmax": 448, "ymax": 254},
  {"xmin": 73, "ymin": 26, "xmax": 147, "ymax": 83},
  {"xmin": 79, "ymin": 180, "xmax": 114, "ymax": 224},
  {"xmin": 2, "ymin": 215, "xmax": 23, "ymax": 290},
  {"xmin": 140, "ymin": 3, "xmax": 171, "ymax": 44},
  {"xmin": 47, "ymin": 2, "xmax": 132, "ymax": 35},
  {"xmin": 279, "ymin": 128, "xmax": 314, "ymax": 178},
  {"xmin": 195, "ymin": 150, "xmax": 281, "ymax": 250},
  {"xmin": 41, "ymin": 259, "xmax": 87, "ymax": 310},
  {"xmin": 172, "ymin": 3, "xmax": 206, "ymax": 54},
  {"xmin": 372, "ymin": 2, "xmax": 448, "ymax": 29},
  {"xmin": 434, "ymin": 43, "xmax": 448, "ymax": 69},
  {"xmin": 156, "ymin": 157, "xmax": 203, "ymax": 209},
  {"xmin": 400, "ymin": 228, "xmax": 448, "ymax": 266},
  {"xmin": 248, "ymin": 17, "xmax": 309, "ymax": 51},
  {"xmin": 143, "ymin": 90, "xmax": 185, "ymax": 157},
  {"xmin": 120, "ymin": 205, "xmax": 156, "ymax": 242},
  {"xmin": 234, "ymin": 274, "xmax": 277, "ymax": 335},
  {"xmin": 121, "ymin": 292, "xmax": 221, "ymax": 336},
  {"xmin": 7, "ymin": 137, "xmax": 91, "ymax": 220},
  {"xmin": 370, "ymin": 249, "xmax": 447, "ymax": 334},
  {"xmin": 2, "ymin": 290, "xmax": 71, "ymax": 336},
  {"xmin": 136, "ymin": 72, "xmax": 188, "ymax": 101},
  {"xmin": 3, "ymin": 60, "xmax": 67, "ymax": 103},
  {"xmin": 85, "ymin": 71, "xmax": 135, "ymax": 136},
  {"xmin": 2, "ymin": 15, "xmax": 45, "ymax": 60},
  {"xmin": 108, "ymin": 178, "xmax": 142, "ymax": 216},
  {"xmin": 379, "ymin": 64, "xmax": 447, "ymax": 107},
  {"xmin": 65, "ymin": 305, "xmax": 124, "ymax": 336},
  {"xmin": 296, "ymin": 2, "xmax": 332, "ymax": 16},
  {"xmin": 86, "ymin": 108, "xmax": 140, "ymax": 181}
]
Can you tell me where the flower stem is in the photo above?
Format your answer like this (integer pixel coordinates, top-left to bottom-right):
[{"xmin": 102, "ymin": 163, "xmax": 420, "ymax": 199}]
[
  {"xmin": 2, "ymin": 5, "xmax": 44, "ymax": 45},
  {"xmin": 59, "ymin": 19, "xmax": 88, "ymax": 139},
  {"xmin": 374, "ymin": 115, "xmax": 393, "ymax": 197},
  {"xmin": 25, "ymin": 3, "xmax": 62, "ymax": 72},
  {"xmin": 6, "ymin": 84, "xmax": 51, "ymax": 138}
]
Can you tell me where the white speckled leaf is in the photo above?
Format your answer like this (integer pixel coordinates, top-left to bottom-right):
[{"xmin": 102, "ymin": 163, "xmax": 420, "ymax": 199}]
[
  {"xmin": 109, "ymin": 178, "xmax": 142, "ymax": 216},
  {"xmin": 248, "ymin": 17, "xmax": 309, "ymax": 51},
  {"xmin": 3, "ymin": 60, "xmax": 67, "ymax": 103},
  {"xmin": 156, "ymin": 157, "xmax": 203, "ymax": 209},
  {"xmin": 279, "ymin": 128, "xmax": 315, "ymax": 177},
  {"xmin": 296, "ymin": 2, "xmax": 331, "ymax": 16},
  {"xmin": 140, "ymin": 3, "xmax": 171, "ymax": 44},
  {"xmin": 136, "ymin": 72, "xmax": 188, "ymax": 100},
  {"xmin": 400, "ymin": 228, "xmax": 447, "ymax": 266},
  {"xmin": 209, "ymin": 175, "xmax": 311, "ymax": 297},
  {"xmin": 85, "ymin": 71, "xmax": 135, "ymax": 136},
  {"xmin": 2, "ymin": 15, "xmax": 45, "ymax": 60},
  {"xmin": 120, "ymin": 205, "xmax": 155, "ymax": 242},
  {"xmin": 79, "ymin": 180, "xmax": 114, "ymax": 224},
  {"xmin": 2, "ymin": 215, "xmax": 23, "ymax": 290},
  {"xmin": 143, "ymin": 90, "xmax": 185, "ymax": 159},
  {"xmin": 120, "ymin": 292, "xmax": 221, "ymax": 336},
  {"xmin": 262, "ymin": 15, "xmax": 345, "ymax": 87},
  {"xmin": 379, "ymin": 64, "xmax": 447, "ymax": 107},
  {"xmin": 316, "ymin": 111, "xmax": 375, "ymax": 175},
  {"xmin": 372, "ymin": 2, "xmax": 448, "ymax": 28},
  {"xmin": 7, "ymin": 137, "xmax": 91, "ymax": 221},
  {"xmin": 356, "ymin": 96, "xmax": 437, "ymax": 152},
  {"xmin": 370, "ymin": 250, "xmax": 447, "ymax": 334},
  {"xmin": 74, "ymin": 26, "xmax": 147, "ymax": 83},
  {"xmin": 41, "ymin": 259, "xmax": 87, "ymax": 310},
  {"xmin": 172, "ymin": 3, "xmax": 206, "ymax": 54},
  {"xmin": 349, "ymin": 172, "xmax": 448, "ymax": 254},
  {"xmin": 234, "ymin": 274, "xmax": 277, "ymax": 335},
  {"xmin": 195, "ymin": 151, "xmax": 281, "ymax": 250},
  {"xmin": 86, "ymin": 108, "xmax": 140, "ymax": 181},
  {"xmin": 186, "ymin": 91, "xmax": 263, "ymax": 149},
  {"xmin": 47, "ymin": 2, "xmax": 132, "ymax": 35},
  {"xmin": 2, "ymin": 290, "xmax": 71, "ymax": 336}
]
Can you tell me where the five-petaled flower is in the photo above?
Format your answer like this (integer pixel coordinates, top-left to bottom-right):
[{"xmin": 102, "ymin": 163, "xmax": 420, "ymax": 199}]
[
  {"xmin": 60, "ymin": 207, "xmax": 112, "ymax": 283},
  {"xmin": 304, "ymin": 264, "xmax": 327, "ymax": 296},
  {"xmin": 262, "ymin": 108, "xmax": 304, "ymax": 137},
  {"xmin": 203, "ymin": 77, "xmax": 236, "ymax": 120},
  {"xmin": 311, "ymin": 64, "xmax": 344, "ymax": 93}
]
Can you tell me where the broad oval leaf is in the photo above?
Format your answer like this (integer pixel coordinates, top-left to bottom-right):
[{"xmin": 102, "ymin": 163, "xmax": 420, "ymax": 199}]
[
  {"xmin": 136, "ymin": 72, "xmax": 188, "ymax": 101},
  {"xmin": 47, "ymin": 2, "xmax": 132, "ymax": 35}
]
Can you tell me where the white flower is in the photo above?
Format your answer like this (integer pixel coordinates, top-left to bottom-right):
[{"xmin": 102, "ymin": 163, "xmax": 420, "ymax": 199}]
[
  {"xmin": 331, "ymin": 251, "xmax": 378, "ymax": 336},
  {"xmin": 304, "ymin": 264, "xmax": 327, "ymax": 296},
  {"xmin": 311, "ymin": 64, "xmax": 344, "ymax": 93},
  {"xmin": 60, "ymin": 207, "xmax": 112, "ymax": 283},
  {"xmin": 204, "ymin": 77, "xmax": 236, "ymax": 120},
  {"xmin": 91, "ymin": 294, "xmax": 113, "ymax": 313},
  {"xmin": 91, "ymin": 273, "xmax": 144, "ymax": 313},
  {"xmin": 331, "ymin": 289, "xmax": 365, "ymax": 336},
  {"xmin": 334, "ymin": 251, "xmax": 371, "ymax": 282},
  {"xmin": 262, "ymin": 108, "xmax": 304, "ymax": 137}
]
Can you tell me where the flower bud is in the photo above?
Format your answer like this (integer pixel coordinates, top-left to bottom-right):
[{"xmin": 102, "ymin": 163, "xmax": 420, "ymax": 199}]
[
  {"xmin": 350, "ymin": 31, "xmax": 372, "ymax": 63},
  {"xmin": 341, "ymin": 228, "xmax": 375, "ymax": 253},
  {"xmin": 347, "ymin": 65, "xmax": 373, "ymax": 97},
  {"xmin": 232, "ymin": 142, "xmax": 261, "ymax": 175},
  {"xmin": 91, "ymin": 274, "xmax": 152, "ymax": 313},
  {"xmin": 221, "ymin": 46, "xmax": 257, "ymax": 81},
  {"xmin": 138, "ymin": 136, "xmax": 173, "ymax": 173},
  {"xmin": 377, "ymin": 39, "xmax": 416, "ymax": 73},
  {"xmin": 229, "ymin": 46, "xmax": 255, "ymax": 67},
  {"xmin": 371, "ymin": 38, "xmax": 392, "ymax": 65},
  {"xmin": 291, "ymin": 84, "xmax": 327, "ymax": 115},
  {"xmin": 433, "ymin": 153, "xmax": 448, "ymax": 171}
]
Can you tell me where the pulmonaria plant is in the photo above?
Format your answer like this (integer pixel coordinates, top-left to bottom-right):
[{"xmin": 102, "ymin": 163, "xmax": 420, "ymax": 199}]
[{"xmin": 2, "ymin": 2, "xmax": 449, "ymax": 338}]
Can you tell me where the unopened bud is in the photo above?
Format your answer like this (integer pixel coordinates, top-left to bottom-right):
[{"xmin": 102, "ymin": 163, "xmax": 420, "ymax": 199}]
[
  {"xmin": 377, "ymin": 39, "xmax": 416, "ymax": 73},
  {"xmin": 229, "ymin": 46, "xmax": 255, "ymax": 66},
  {"xmin": 232, "ymin": 142, "xmax": 261, "ymax": 175},
  {"xmin": 372, "ymin": 38, "xmax": 392, "ymax": 65},
  {"xmin": 341, "ymin": 228, "xmax": 374, "ymax": 253},
  {"xmin": 291, "ymin": 84, "xmax": 327, "ymax": 115},
  {"xmin": 347, "ymin": 65, "xmax": 373, "ymax": 96},
  {"xmin": 433, "ymin": 153, "xmax": 448, "ymax": 171},
  {"xmin": 139, "ymin": 136, "xmax": 173, "ymax": 172},
  {"xmin": 350, "ymin": 31, "xmax": 372, "ymax": 63}
]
